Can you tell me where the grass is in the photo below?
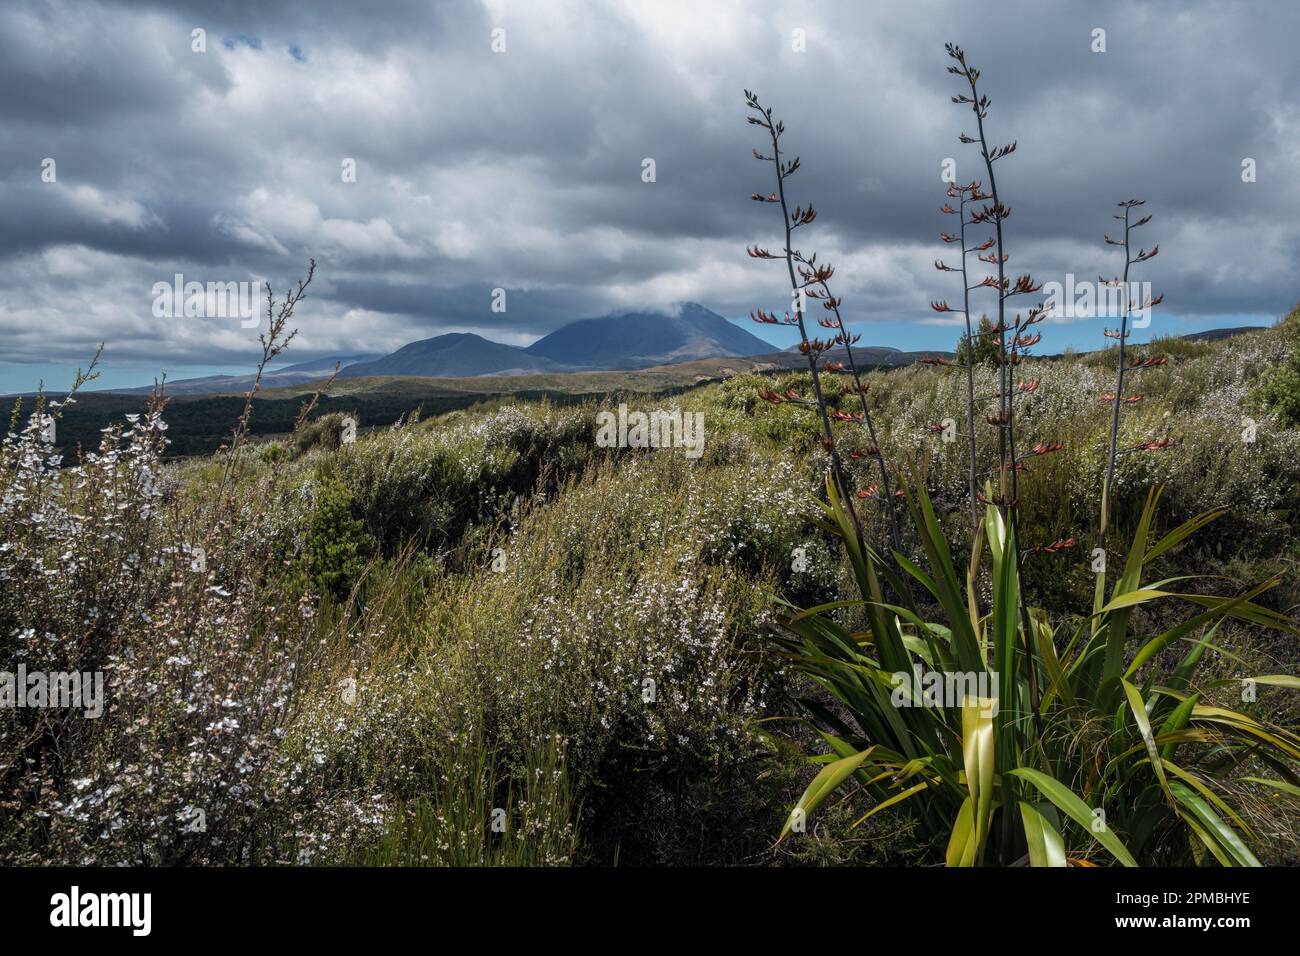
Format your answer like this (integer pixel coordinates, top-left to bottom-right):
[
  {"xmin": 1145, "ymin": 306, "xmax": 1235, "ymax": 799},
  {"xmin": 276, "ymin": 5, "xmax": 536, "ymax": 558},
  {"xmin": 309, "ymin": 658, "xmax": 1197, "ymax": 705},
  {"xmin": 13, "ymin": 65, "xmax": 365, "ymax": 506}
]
[{"xmin": 2, "ymin": 315, "xmax": 1297, "ymax": 865}]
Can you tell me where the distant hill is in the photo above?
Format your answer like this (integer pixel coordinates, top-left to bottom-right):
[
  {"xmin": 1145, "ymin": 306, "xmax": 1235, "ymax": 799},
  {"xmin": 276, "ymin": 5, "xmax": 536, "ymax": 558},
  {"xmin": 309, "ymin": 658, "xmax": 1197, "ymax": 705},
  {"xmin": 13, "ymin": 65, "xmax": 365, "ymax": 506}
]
[
  {"xmin": 784, "ymin": 342, "xmax": 903, "ymax": 354},
  {"xmin": 278, "ymin": 353, "xmax": 383, "ymax": 373},
  {"xmin": 108, "ymin": 304, "xmax": 770, "ymax": 393},
  {"xmin": 112, "ymin": 369, "xmax": 336, "ymax": 396},
  {"xmin": 1179, "ymin": 326, "xmax": 1268, "ymax": 342},
  {"xmin": 782, "ymin": 342, "xmax": 946, "ymax": 367},
  {"xmin": 107, "ymin": 352, "xmax": 384, "ymax": 396},
  {"xmin": 338, "ymin": 332, "xmax": 564, "ymax": 378},
  {"xmin": 524, "ymin": 302, "xmax": 775, "ymax": 370},
  {"xmin": 38, "ymin": 354, "xmax": 780, "ymax": 458},
  {"xmin": 328, "ymin": 302, "xmax": 776, "ymax": 379},
  {"xmin": 23, "ymin": 322, "xmax": 1278, "ymax": 459},
  {"xmin": 102, "ymin": 307, "xmax": 1268, "ymax": 397}
]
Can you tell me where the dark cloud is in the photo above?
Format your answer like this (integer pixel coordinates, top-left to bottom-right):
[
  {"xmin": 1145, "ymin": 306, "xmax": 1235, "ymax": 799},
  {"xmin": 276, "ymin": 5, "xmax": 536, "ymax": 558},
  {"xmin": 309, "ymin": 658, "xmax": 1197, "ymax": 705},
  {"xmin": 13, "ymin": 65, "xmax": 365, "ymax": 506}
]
[{"xmin": 1, "ymin": 0, "xmax": 1296, "ymax": 370}]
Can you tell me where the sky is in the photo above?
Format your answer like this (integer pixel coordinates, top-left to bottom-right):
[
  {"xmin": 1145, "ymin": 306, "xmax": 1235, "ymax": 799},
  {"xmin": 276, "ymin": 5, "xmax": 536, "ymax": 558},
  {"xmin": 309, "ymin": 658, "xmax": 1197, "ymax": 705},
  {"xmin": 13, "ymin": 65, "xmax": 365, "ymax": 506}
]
[{"xmin": 1, "ymin": 0, "xmax": 1297, "ymax": 392}]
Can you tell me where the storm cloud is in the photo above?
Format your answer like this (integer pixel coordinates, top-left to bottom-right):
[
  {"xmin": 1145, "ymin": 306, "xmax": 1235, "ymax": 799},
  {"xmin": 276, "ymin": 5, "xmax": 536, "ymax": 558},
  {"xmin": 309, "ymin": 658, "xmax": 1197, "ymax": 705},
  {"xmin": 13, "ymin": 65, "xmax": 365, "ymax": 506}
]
[{"xmin": 1, "ymin": 0, "xmax": 1296, "ymax": 372}]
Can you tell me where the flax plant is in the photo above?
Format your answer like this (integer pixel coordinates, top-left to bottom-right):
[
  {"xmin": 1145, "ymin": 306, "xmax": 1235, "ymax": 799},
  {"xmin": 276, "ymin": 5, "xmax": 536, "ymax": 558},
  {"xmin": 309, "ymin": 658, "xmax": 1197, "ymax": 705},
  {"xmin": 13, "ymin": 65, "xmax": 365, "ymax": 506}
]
[
  {"xmin": 775, "ymin": 472, "xmax": 1300, "ymax": 866},
  {"xmin": 1095, "ymin": 202, "xmax": 1166, "ymax": 601},
  {"xmin": 932, "ymin": 181, "xmax": 988, "ymax": 533},
  {"xmin": 799, "ymin": 256, "xmax": 903, "ymax": 555},
  {"xmin": 945, "ymin": 46, "xmax": 1055, "ymax": 516},
  {"xmin": 743, "ymin": 92, "xmax": 852, "ymax": 508},
  {"xmin": 764, "ymin": 47, "xmax": 1299, "ymax": 867},
  {"xmin": 943, "ymin": 46, "xmax": 1062, "ymax": 784},
  {"xmin": 743, "ymin": 91, "xmax": 907, "ymax": 564}
]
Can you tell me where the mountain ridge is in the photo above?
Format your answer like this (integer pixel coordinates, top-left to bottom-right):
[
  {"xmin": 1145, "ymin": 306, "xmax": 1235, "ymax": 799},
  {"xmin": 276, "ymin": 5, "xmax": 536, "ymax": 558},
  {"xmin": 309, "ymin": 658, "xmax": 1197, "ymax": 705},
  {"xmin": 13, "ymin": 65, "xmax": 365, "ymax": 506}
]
[
  {"xmin": 332, "ymin": 302, "xmax": 776, "ymax": 379},
  {"xmin": 524, "ymin": 302, "xmax": 775, "ymax": 369},
  {"xmin": 338, "ymin": 332, "xmax": 565, "ymax": 379},
  {"xmin": 95, "ymin": 310, "xmax": 1270, "ymax": 396}
]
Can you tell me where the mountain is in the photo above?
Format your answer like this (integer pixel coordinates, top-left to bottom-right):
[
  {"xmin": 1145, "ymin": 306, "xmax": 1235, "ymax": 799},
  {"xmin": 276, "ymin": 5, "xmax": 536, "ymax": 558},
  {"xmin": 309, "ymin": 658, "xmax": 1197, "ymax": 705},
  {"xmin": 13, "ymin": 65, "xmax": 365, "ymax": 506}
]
[
  {"xmin": 111, "ymin": 369, "xmax": 350, "ymax": 396},
  {"xmin": 107, "ymin": 352, "xmax": 385, "ymax": 396},
  {"xmin": 781, "ymin": 342, "xmax": 945, "ymax": 367},
  {"xmin": 524, "ymin": 302, "xmax": 775, "ymax": 370},
  {"xmin": 335, "ymin": 303, "xmax": 776, "ymax": 379},
  {"xmin": 1180, "ymin": 326, "xmax": 1268, "ymax": 342},
  {"xmin": 785, "ymin": 342, "xmax": 904, "ymax": 355},
  {"xmin": 98, "ymin": 319, "xmax": 1272, "ymax": 397},
  {"xmin": 338, "ymin": 333, "xmax": 564, "ymax": 378},
  {"xmin": 103, "ymin": 305, "xmax": 778, "ymax": 392},
  {"xmin": 278, "ymin": 353, "xmax": 383, "ymax": 373}
]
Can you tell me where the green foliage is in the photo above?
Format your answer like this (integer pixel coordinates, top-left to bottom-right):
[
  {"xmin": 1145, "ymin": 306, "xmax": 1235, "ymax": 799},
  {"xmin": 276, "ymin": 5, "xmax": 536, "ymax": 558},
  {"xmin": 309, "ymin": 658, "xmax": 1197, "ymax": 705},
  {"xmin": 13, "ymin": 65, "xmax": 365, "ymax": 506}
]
[
  {"xmin": 772, "ymin": 475, "xmax": 1300, "ymax": 866},
  {"xmin": 259, "ymin": 440, "xmax": 287, "ymax": 464},
  {"xmin": 1253, "ymin": 307, "xmax": 1300, "ymax": 425},
  {"xmin": 7, "ymin": 313, "xmax": 1300, "ymax": 867},
  {"xmin": 295, "ymin": 475, "xmax": 375, "ymax": 600},
  {"xmin": 1255, "ymin": 365, "xmax": 1300, "ymax": 426},
  {"xmin": 0, "ymin": 392, "xmax": 343, "ymax": 865},
  {"xmin": 954, "ymin": 315, "xmax": 1002, "ymax": 367},
  {"xmin": 265, "ymin": 430, "xmax": 814, "ymax": 866},
  {"xmin": 294, "ymin": 411, "xmax": 351, "ymax": 454},
  {"xmin": 357, "ymin": 732, "xmax": 578, "ymax": 866},
  {"xmin": 331, "ymin": 405, "xmax": 595, "ymax": 555},
  {"xmin": 412, "ymin": 450, "xmax": 800, "ymax": 864}
]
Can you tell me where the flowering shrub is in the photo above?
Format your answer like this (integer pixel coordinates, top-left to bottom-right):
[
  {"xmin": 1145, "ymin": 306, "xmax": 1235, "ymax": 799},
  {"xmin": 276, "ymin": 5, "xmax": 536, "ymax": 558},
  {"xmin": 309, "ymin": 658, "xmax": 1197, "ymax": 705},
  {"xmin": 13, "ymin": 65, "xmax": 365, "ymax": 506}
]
[
  {"xmin": 403, "ymin": 447, "xmax": 809, "ymax": 862},
  {"xmin": 0, "ymin": 392, "xmax": 331, "ymax": 863}
]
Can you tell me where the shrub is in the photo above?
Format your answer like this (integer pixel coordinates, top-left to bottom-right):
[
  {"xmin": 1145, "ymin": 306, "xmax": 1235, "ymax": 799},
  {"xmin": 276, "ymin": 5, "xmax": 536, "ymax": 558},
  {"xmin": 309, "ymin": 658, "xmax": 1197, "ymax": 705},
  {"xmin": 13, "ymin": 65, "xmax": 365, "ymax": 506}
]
[
  {"xmin": 0, "ymin": 395, "xmax": 330, "ymax": 864},
  {"xmin": 0, "ymin": 267, "xmax": 382, "ymax": 865},
  {"xmin": 295, "ymin": 475, "xmax": 375, "ymax": 600},
  {"xmin": 331, "ymin": 404, "xmax": 596, "ymax": 556},
  {"xmin": 1253, "ymin": 307, "xmax": 1300, "ymax": 426},
  {"xmin": 294, "ymin": 411, "xmax": 352, "ymax": 455},
  {"xmin": 400, "ymin": 448, "xmax": 807, "ymax": 863},
  {"xmin": 953, "ymin": 315, "xmax": 1002, "ymax": 367}
]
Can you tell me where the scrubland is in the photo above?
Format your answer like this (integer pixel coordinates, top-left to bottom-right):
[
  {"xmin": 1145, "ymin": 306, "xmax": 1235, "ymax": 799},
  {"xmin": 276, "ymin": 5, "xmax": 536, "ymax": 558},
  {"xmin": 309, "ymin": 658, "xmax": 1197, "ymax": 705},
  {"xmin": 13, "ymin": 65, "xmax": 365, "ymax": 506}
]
[{"xmin": 2, "ymin": 313, "xmax": 1298, "ymax": 866}]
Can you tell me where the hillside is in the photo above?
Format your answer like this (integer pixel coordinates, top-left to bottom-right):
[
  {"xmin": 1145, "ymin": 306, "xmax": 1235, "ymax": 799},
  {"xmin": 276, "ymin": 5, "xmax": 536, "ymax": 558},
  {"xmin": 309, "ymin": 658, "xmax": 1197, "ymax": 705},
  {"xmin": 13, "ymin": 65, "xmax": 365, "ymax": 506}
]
[
  {"xmin": 338, "ymin": 332, "xmax": 565, "ymax": 378},
  {"xmin": 524, "ymin": 302, "xmax": 775, "ymax": 368},
  {"xmin": 6, "ymin": 316, "xmax": 1296, "ymax": 867}
]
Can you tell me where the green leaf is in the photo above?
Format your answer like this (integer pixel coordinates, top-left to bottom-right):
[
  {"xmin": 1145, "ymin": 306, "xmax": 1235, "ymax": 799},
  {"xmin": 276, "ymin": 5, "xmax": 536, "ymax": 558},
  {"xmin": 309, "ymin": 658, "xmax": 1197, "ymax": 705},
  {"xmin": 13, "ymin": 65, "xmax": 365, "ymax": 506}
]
[
  {"xmin": 1122, "ymin": 678, "xmax": 1171, "ymax": 803},
  {"xmin": 945, "ymin": 795, "xmax": 976, "ymax": 867},
  {"xmin": 1097, "ymin": 588, "xmax": 1173, "ymax": 613},
  {"xmin": 1158, "ymin": 692, "xmax": 1199, "ymax": 760},
  {"xmin": 850, "ymin": 780, "xmax": 932, "ymax": 830},
  {"xmin": 1018, "ymin": 802, "xmax": 1067, "ymax": 867},
  {"xmin": 1160, "ymin": 759, "xmax": 1252, "ymax": 838},
  {"xmin": 1251, "ymin": 675, "xmax": 1300, "ymax": 690},
  {"xmin": 962, "ymin": 694, "xmax": 997, "ymax": 866},
  {"xmin": 1010, "ymin": 767, "xmax": 1138, "ymax": 867},
  {"xmin": 779, "ymin": 746, "xmax": 876, "ymax": 841},
  {"xmin": 1036, "ymin": 616, "xmax": 1073, "ymax": 710},
  {"xmin": 1143, "ymin": 507, "xmax": 1227, "ymax": 565},
  {"xmin": 1168, "ymin": 780, "xmax": 1259, "ymax": 867},
  {"xmin": 900, "ymin": 477, "xmax": 982, "ymax": 672}
]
